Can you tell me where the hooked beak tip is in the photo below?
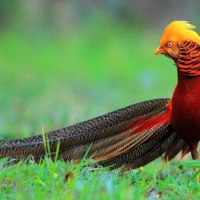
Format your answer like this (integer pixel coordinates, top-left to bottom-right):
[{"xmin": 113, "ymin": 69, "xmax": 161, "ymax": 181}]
[{"xmin": 155, "ymin": 46, "xmax": 165, "ymax": 55}]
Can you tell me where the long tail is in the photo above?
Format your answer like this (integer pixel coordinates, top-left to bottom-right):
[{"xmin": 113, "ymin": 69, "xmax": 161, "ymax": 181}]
[{"xmin": 0, "ymin": 98, "xmax": 188, "ymax": 169}]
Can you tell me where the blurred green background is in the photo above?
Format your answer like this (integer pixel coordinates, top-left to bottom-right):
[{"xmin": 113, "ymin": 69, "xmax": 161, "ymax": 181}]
[{"xmin": 0, "ymin": 1, "xmax": 200, "ymax": 139}]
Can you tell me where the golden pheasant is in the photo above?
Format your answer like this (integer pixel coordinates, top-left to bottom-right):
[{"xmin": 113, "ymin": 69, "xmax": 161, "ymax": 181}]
[{"xmin": 0, "ymin": 21, "xmax": 200, "ymax": 171}]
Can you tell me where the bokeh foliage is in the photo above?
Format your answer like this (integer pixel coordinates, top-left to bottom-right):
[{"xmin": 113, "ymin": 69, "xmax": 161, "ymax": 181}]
[{"xmin": 0, "ymin": 1, "xmax": 182, "ymax": 139}]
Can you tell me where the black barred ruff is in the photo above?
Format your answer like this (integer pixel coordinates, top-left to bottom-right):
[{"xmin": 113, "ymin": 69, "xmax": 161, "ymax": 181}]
[{"xmin": 177, "ymin": 41, "xmax": 200, "ymax": 76}]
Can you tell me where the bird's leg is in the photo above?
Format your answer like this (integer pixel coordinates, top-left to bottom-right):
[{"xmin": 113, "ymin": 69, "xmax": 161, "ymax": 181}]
[{"xmin": 191, "ymin": 147, "xmax": 199, "ymax": 182}]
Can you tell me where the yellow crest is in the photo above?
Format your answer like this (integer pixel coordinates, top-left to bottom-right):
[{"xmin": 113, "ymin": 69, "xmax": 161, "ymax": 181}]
[{"xmin": 160, "ymin": 21, "xmax": 200, "ymax": 45}]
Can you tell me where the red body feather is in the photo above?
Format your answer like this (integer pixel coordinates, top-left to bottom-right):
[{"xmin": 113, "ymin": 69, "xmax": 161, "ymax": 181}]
[{"xmin": 172, "ymin": 69, "xmax": 200, "ymax": 153}]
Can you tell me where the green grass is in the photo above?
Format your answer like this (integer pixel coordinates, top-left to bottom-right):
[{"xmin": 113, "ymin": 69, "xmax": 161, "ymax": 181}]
[
  {"xmin": 0, "ymin": 20, "xmax": 199, "ymax": 199},
  {"xmin": 1, "ymin": 158, "xmax": 200, "ymax": 199}
]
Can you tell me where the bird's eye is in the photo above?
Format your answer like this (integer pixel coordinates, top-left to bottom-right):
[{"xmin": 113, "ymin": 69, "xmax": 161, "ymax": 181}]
[{"xmin": 167, "ymin": 42, "xmax": 173, "ymax": 47}]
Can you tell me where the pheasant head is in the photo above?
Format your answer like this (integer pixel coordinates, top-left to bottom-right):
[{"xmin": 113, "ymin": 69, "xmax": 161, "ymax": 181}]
[{"xmin": 155, "ymin": 21, "xmax": 200, "ymax": 60}]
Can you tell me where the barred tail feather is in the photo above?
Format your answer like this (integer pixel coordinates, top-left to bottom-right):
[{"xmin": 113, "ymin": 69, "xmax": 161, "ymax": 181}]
[{"xmin": 0, "ymin": 98, "xmax": 188, "ymax": 170}]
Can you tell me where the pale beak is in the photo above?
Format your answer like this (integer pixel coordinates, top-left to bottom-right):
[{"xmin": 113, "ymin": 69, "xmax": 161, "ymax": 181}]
[{"xmin": 155, "ymin": 46, "xmax": 165, "ymax": 55}]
